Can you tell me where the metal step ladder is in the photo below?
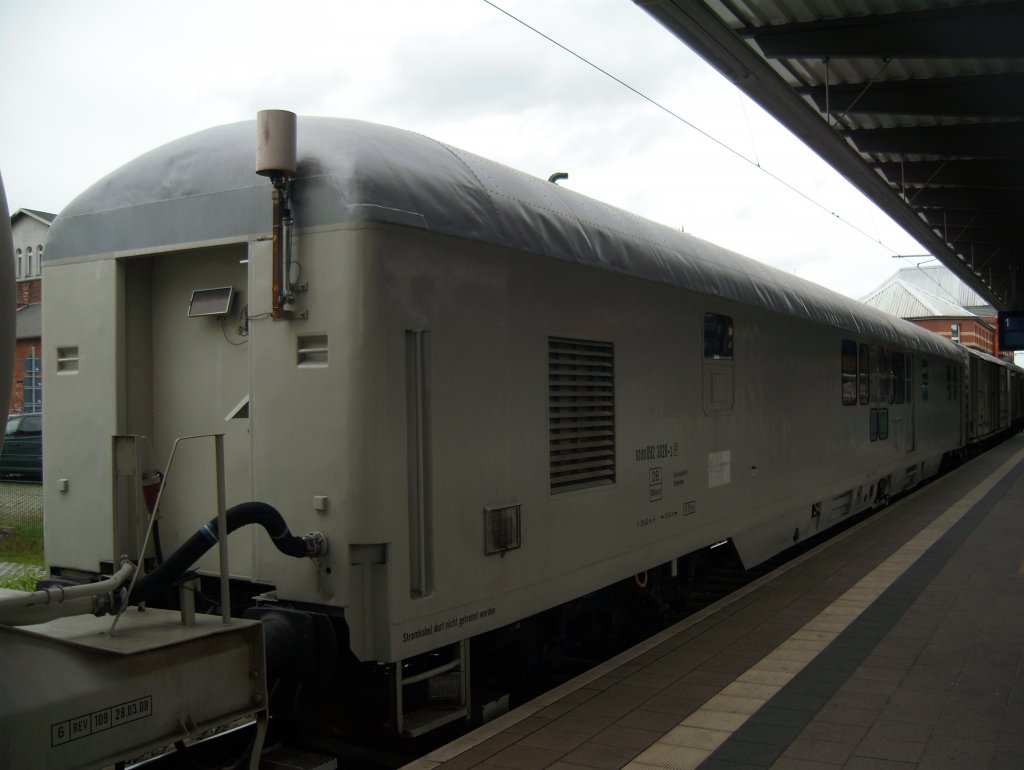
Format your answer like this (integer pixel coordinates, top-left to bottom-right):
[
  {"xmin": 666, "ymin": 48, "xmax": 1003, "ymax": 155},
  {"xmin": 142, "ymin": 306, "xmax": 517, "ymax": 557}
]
[{"xmin": 394, "ymin": 640, "xmax": 470, "ymax": 738}]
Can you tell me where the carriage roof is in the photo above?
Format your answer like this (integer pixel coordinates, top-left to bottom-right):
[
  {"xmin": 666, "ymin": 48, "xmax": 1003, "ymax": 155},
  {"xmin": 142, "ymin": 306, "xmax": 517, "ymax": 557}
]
[{"xmin": 46, "ymin": 116, "xmax": 958, "ymax": 358}]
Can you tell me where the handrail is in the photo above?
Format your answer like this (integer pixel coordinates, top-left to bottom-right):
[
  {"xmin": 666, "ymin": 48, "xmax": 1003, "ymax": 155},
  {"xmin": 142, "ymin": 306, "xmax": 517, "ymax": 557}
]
[
  {"xmin": 109, "ymin": 434, "xmax": 229, "ymax": 636},
  {"xmin": 400, "ymin": 658, "xmax": 461, "ymax": 687}
]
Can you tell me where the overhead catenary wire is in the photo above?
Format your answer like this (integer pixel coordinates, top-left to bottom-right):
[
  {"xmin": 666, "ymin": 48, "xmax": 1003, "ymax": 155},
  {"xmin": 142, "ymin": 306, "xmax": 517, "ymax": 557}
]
[{"xmin": 482, "ymin": 0, "xmax": 902, "ymax": 256}]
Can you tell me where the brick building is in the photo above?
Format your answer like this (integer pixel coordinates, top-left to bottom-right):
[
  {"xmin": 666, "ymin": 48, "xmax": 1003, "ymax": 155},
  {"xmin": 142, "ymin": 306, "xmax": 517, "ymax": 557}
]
[
  {"xmin": 860, "ymin": 265, "xmax": 1000, "ymax": 357},
  {"xmin": 9, "ymin": 209, "xmax": 53, "ymax": 416}
]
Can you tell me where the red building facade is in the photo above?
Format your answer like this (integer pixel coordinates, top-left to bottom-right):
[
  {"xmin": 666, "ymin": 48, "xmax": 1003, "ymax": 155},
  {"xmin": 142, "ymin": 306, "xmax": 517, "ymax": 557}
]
[
  {"xmin": 911, "ymin": 316, "xmax": 996, "ymax": 355},
  {"xmin": 9, "ymin": 209, "xmax": 52, "ymax": 417}
]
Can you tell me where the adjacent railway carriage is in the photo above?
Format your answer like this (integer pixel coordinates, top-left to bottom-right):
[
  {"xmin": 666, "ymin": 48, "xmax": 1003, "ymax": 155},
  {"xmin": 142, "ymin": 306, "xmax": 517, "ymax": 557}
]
[{"xmin": 38, "ymin": 117, "xmax": 1019, "ymax": 737}]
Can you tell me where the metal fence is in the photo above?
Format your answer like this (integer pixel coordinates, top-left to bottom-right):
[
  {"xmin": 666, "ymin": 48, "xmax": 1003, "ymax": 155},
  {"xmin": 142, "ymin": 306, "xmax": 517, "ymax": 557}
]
[{"xmin": 0, "ymin": 480, "xmax": 44, "ymax": 568}]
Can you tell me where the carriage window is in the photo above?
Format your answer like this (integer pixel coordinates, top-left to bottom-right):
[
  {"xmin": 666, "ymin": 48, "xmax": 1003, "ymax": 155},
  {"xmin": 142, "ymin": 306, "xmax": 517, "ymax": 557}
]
[
  {"xmin": 921, "ymin": 358, "xmax": 929, "ymax": 401},
  {"xmin": 704, "ymin": 313, "xmax": 733, "ymax": 359},
  {"xmin": 894, "ymin": 353, "xmax": 905, "ymax": 404},
  {"xmin": 841, "ymin": 340, "xmax": 857, "ymax": 405},
  {"xmin": 877, "ymin": 348, "xmax": 891, "ymax": 404},
  {"xmin": 905, "ymin": 354, "xmax": 913, "ymax": 403},
  {"xmin": 869, "ymin": 408, "xmax": 890, "ymax": 442},
  {"xmin": 868, "ymin": 345, "xmax": 879, "ymax": 403},
  {"xmin": 859, "ymin": 344, "xmax": 869, "ymax": 404}
]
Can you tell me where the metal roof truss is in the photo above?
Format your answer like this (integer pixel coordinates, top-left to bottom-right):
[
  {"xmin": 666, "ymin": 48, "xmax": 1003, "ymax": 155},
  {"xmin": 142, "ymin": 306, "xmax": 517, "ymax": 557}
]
[{"xmin": 634, "ymin": 0, "xmax": 1024, "ymax": 310}]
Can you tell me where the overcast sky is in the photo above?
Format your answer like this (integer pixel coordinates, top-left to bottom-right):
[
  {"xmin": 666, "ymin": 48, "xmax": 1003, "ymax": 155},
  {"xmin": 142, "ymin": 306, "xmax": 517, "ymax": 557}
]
[{"xmin": 0, "ymin": 0, "xmax": 926, "ymax": 299}]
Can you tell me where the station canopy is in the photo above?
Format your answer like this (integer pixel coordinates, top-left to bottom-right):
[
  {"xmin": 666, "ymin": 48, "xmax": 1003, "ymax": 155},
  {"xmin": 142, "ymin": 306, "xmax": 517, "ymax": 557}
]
[{"xmin": 635, "ymin": 0, "xmax": 1024, "ymax": 310}]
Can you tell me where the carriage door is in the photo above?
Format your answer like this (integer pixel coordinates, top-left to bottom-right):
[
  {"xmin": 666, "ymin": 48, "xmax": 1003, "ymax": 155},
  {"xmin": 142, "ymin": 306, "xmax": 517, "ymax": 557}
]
[
  {"xmin": 128, "ymin": 245, "xmax": 254, "ymax": 576},
  {"xmin": 702, "ymin": 312, "xmax": 734, "ymax": 415}
]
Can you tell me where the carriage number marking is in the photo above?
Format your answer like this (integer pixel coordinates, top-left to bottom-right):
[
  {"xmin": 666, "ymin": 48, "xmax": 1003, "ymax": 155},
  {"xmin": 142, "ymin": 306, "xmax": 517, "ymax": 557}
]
[
  {"xmin": 51, "ymin": 695, "xmax": 152, "ymax": 746},
  {"xmin": 635, "ymin": 443, "xmax": 679, "ymax": 462}
]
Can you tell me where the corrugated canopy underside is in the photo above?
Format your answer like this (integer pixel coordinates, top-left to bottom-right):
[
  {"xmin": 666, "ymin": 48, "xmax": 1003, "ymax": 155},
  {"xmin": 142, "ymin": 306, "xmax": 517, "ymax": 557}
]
[{"xmin": 635, "ymin": 0, "xmax": 1024, "ymax": 311}]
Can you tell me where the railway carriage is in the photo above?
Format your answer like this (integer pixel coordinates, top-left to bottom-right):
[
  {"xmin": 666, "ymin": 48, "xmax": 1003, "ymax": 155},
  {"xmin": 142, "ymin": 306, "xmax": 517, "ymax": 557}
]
[{"xmin": 35, "ymin": 116, "xmax": 1017, "ymax": 737}]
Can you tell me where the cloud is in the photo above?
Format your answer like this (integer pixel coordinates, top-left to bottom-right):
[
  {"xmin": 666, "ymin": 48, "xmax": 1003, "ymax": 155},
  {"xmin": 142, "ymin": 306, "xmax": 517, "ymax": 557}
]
[{"xmin": 0, "ymin": 0, "xmax": 922, "ymax": 298}]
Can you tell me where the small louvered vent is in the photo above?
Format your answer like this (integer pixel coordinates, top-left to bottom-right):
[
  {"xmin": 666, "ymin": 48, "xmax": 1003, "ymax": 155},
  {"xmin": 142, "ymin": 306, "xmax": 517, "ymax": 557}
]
[
  {"xmin": 549, "ymin": 337, "xmax": 615, "ymax": 493},
  {"xmin": 56, "ymin": 346, "xmax": 80, "ymax": 374},
  {"xmin": 297, "ymin": 334, "xmax": 328, "ymax": 368},
  {"xmin": 484, "ymin": 504, "xmax": 522, "ymax": 555}
]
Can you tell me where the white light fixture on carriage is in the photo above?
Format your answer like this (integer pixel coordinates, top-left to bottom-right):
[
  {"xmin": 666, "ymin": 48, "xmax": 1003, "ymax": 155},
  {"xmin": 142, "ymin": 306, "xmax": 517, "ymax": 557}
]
[{"xmin": 255, "ymin": 109, "xmax": 298, "ymax": 320}]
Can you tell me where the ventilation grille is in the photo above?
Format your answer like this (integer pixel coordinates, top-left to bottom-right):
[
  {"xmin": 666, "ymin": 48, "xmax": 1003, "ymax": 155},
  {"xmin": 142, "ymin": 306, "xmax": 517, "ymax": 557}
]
[
  {"xmin": 484, "ymin": 504, "xmax": 521, "ymax": 555},
  {"xmin": 297, "ymin": 334, "xmax": 328, "ymax": 368},
  {"xmin": 56, "ymin": 346, "xmax": 79, "ymax": 374},
  {"xmin": 549, "ymin": 337, "xmax": 615, "ymax": 493}
]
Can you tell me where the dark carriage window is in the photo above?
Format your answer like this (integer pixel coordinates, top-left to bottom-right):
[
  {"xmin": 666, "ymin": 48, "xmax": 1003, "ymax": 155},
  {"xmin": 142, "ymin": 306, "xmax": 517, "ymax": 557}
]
[
  {"xmin": 905, "ymin": 354, "xmax": 913, "ymax": 403},
  {"xmin": 704, "ymin": 313, "xmax": 733, "ymax": 360},
  {"xmin": 842, "ymin": 340, "xmax": 857, "ymax": 405},
  {"xmin": 859, "ymin": 343, "xmax": 870, "ymax": 405},
  {"xmin": 867, "ymin": 345, "xmax": 879, "ymax": 403},
  {"xmin": 921, "ymin": 358, "xmax": 929, "ymax": 402},
  {"xmin": 893, "ymin": 353, "xmax": 905, "ymax": 404},
  {"xmin": 877, "ymin": 348, "xmax": 891, "ymax": 404},
  {"xmin": 869, "ymin": 408, "xmax": 889, "ymax": 441}
]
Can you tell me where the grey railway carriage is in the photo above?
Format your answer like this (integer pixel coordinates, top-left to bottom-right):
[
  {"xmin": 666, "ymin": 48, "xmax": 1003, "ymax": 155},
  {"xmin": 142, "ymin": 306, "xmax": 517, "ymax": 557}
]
[{"xmin": 37, "ymin": 116, "xmax": 1021, "ymax": 738}]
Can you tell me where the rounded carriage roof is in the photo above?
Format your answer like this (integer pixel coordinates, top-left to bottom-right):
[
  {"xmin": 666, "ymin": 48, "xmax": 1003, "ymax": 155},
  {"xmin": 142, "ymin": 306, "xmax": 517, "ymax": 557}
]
[{"xmin": 47, "ymin": 116, "xmax": 958, "ymax": 358}]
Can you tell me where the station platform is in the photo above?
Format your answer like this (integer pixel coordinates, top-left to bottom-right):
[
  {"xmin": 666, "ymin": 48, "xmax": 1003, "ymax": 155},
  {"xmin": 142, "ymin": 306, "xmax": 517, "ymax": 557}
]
[{"xmin": 405, "ymin": 435, "xmax": 1024, "ymax": 769}]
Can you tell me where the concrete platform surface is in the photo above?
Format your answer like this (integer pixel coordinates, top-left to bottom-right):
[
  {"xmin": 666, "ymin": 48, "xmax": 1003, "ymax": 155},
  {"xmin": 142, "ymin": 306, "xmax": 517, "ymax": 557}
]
[{"xmin": 406, "ymin": 435, "xmax": 1024, "ymax": 769}]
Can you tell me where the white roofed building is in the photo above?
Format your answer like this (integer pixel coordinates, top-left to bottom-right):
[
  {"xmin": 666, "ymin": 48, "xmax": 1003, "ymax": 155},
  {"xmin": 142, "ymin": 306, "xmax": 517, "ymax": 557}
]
[{"xmin": 861, "ymin": 265, "xmax": 998, "ymax": 356}]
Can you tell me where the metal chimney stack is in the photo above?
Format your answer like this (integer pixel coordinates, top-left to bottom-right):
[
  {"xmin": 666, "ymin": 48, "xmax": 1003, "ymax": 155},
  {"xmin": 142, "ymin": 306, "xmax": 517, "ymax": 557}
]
[{"xmin": 256, "ymin": 110, "xmax": 297, "ymax": 320}]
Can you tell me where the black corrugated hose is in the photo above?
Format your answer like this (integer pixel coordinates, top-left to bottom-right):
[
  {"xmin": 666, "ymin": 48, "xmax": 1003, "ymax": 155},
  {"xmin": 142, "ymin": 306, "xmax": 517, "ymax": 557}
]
[{"xmin": 129, "ymin": 501, "xmax": 310, "ymax": 605}]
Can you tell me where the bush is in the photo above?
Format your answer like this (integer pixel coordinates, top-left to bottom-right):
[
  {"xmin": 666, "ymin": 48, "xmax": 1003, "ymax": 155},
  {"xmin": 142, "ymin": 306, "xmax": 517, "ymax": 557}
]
[{"xmin": 0, "ymin": 571, "xmax": 42, "ymax": 592}]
